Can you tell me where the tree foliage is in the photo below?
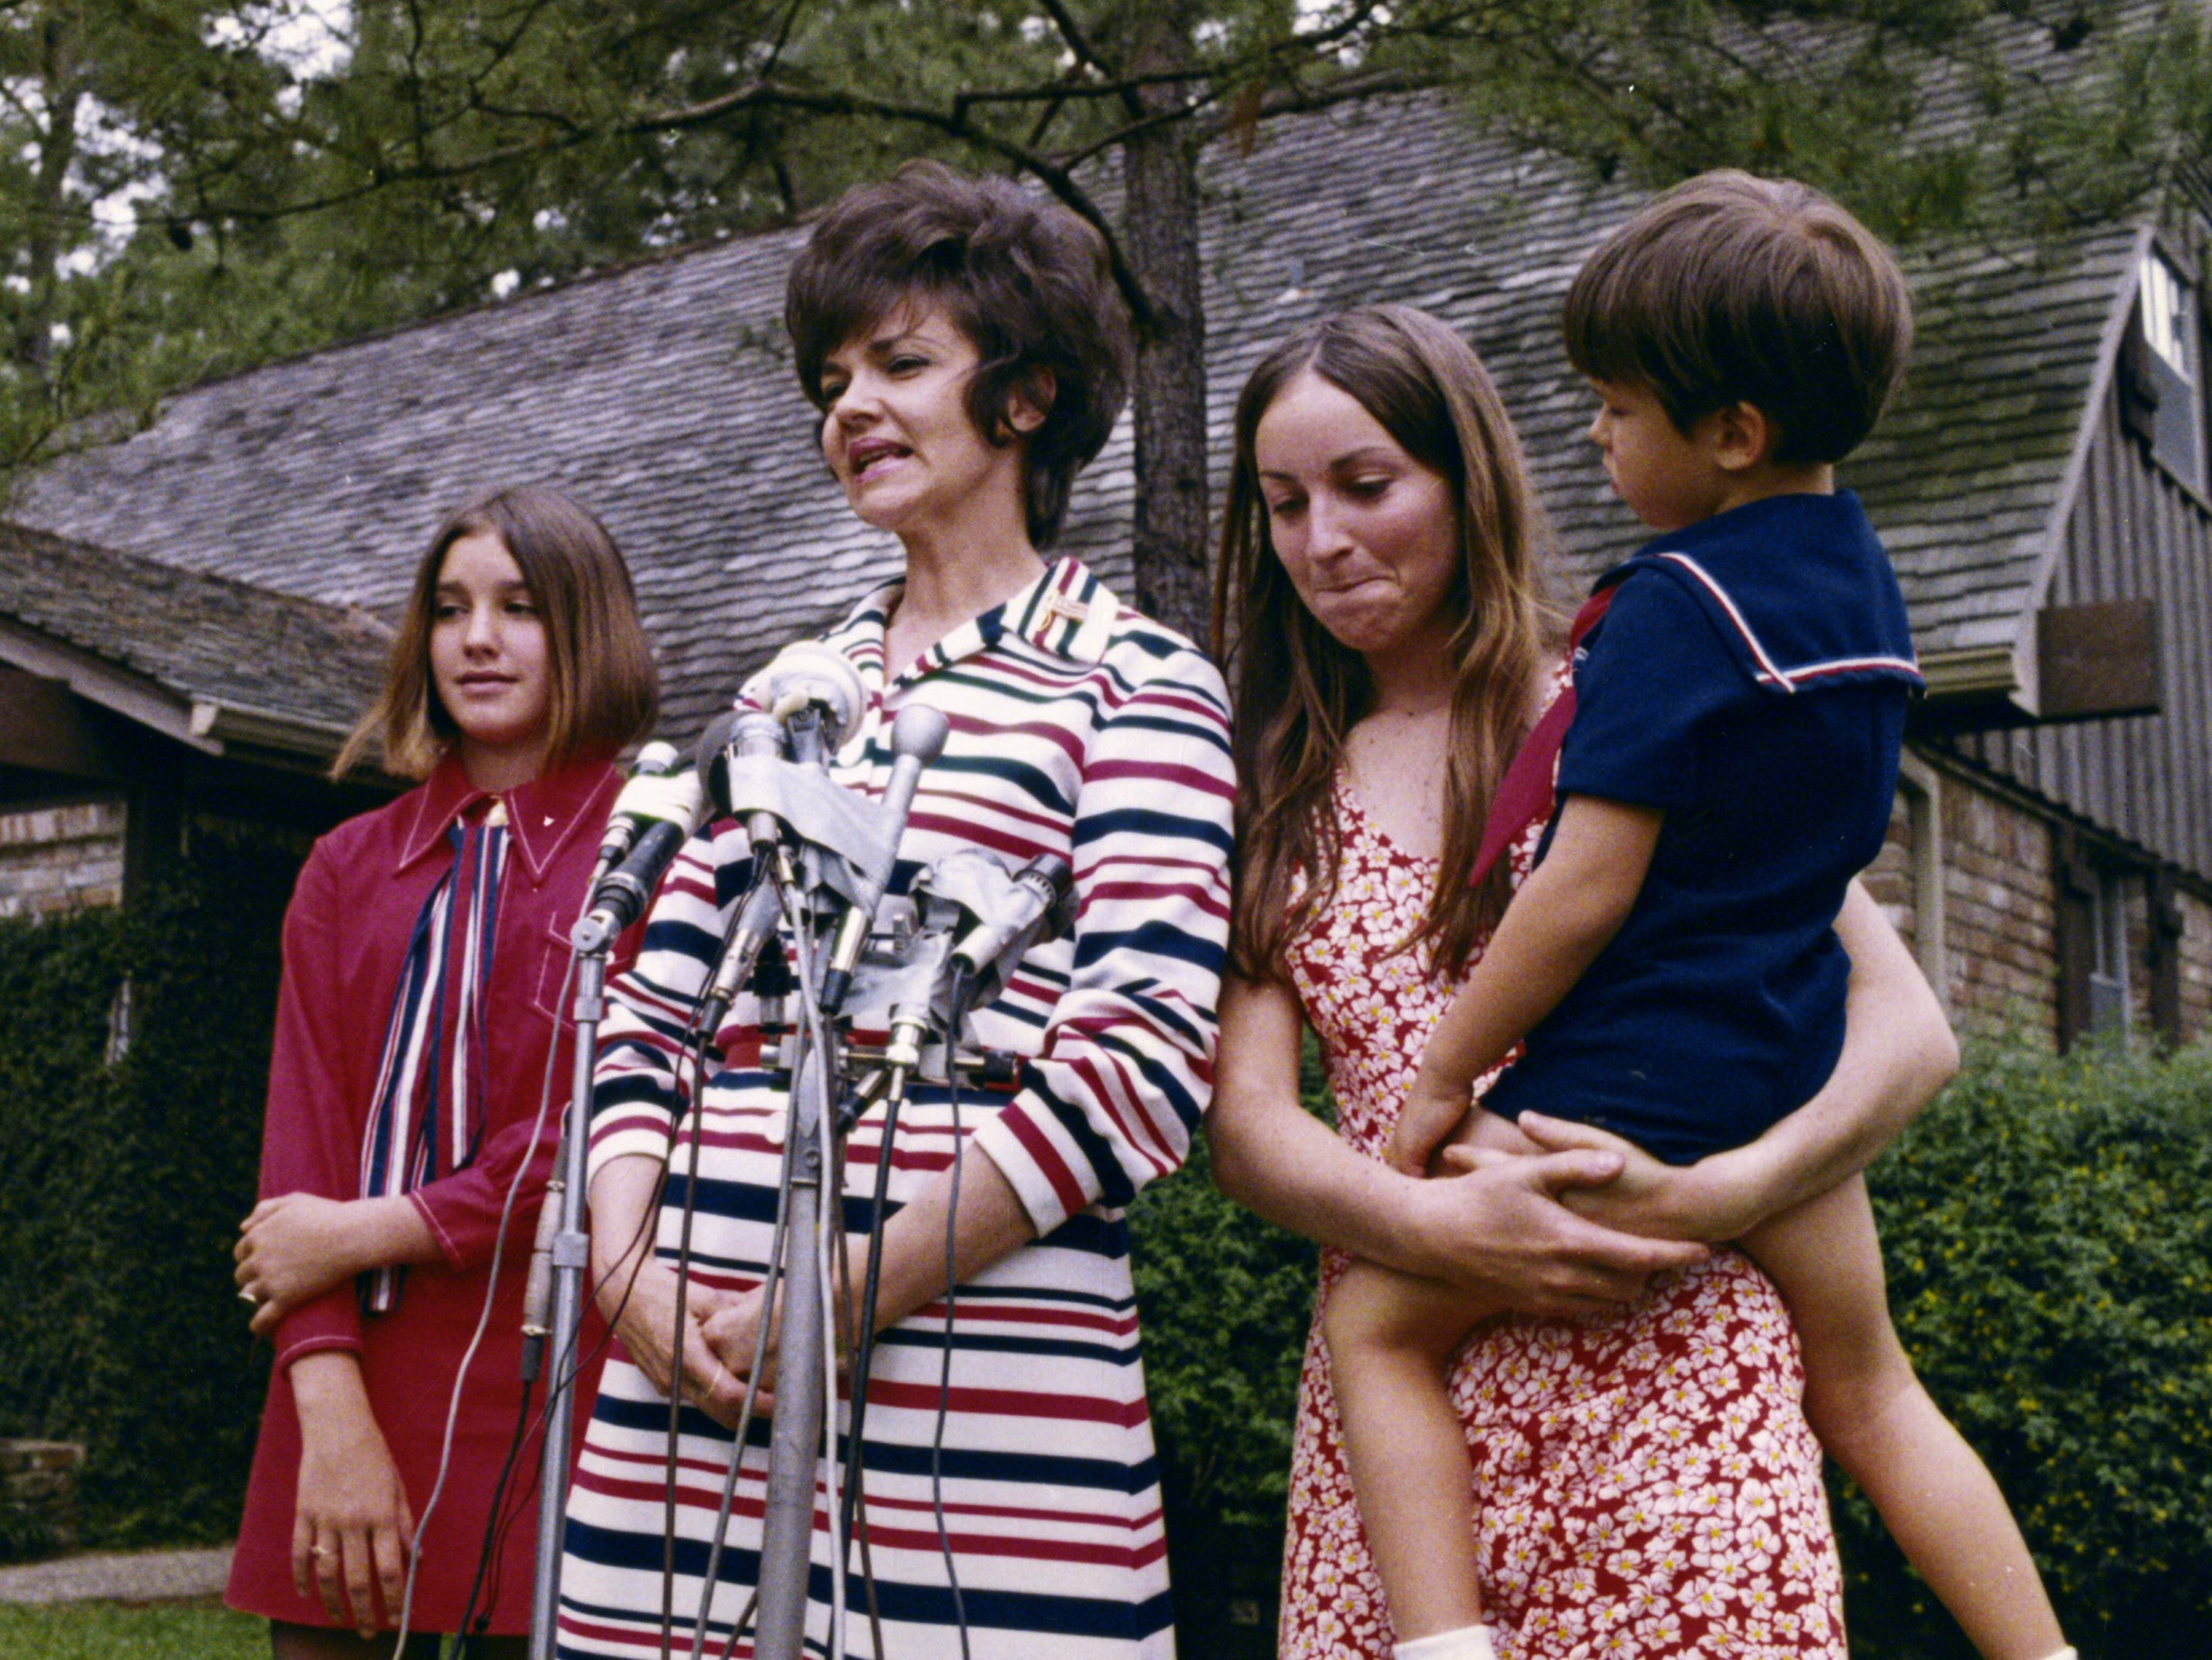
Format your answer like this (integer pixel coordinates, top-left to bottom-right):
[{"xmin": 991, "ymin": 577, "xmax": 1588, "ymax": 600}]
[{"xmin": 5, "ymin": 2, "xmax": 2211, "ymax": 625}]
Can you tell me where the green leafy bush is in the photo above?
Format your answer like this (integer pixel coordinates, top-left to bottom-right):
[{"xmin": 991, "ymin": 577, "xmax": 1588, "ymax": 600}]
[
  {"xmin": 0, "ymin": 827, "xmax": 299, "ymax": 1555},
  {"xmin": 1133, "ymin": 1035, "xmax": 2212, "ymax": 1657},
  {"xmin": 0, "ymin": 903, "xmax": 121, "ymax": 1547},
  {"xmin": 1840, "ymin": 1038, "xmax": 2212, "ymax": 1658},
  {"xmin": 1131, "ymin": 1039, "xmax": 1326, "ymax": 1656}
]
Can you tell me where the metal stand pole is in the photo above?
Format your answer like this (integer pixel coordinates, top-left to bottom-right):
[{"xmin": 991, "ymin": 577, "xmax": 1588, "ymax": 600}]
[
  {"xmin": 752, "ymin": 1031, "xmax": 833, "ymax": 1660},
  {"xmin": 528, "ymin": 946, "xmax": 605, "ymax": 1660}
]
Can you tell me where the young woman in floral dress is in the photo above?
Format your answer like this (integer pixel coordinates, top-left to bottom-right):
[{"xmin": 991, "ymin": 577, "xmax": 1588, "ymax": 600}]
[{"xmin": 1207, "ymin": 306, "xmax": 1960, "ymax": 1659}]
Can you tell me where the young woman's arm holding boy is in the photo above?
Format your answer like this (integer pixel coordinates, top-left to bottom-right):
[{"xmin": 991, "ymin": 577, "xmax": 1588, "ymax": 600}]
[{"xmin": 1508, "ymin": 879, "xmax": 1957, "ymax": 1241}]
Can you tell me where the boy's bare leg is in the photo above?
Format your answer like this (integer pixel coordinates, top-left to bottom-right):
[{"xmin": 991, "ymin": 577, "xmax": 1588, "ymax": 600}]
[
  {"xmin": 1742, "ymin": 1176, "xmax": 2068, "ymax": 1660},
  {"xmin": 1323, "ymin": 1257, "xmax": 1505, "ymax": 1643},
  {"xmin": 1321, "ymin": 1111, "xmax": 1537, "ymax": 1647}
]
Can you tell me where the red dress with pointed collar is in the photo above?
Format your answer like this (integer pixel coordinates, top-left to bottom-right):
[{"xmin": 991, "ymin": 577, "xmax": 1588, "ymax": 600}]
[{"xmin": 228, "ymin": 751, "xmax": 625, "ymax": 1633}]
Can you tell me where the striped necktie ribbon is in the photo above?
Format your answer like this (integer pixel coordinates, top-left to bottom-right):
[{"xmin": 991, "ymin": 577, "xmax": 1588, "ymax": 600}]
[{"xmin": 356, "ymin": 803, "xmax": 511, "ymax": 1314}]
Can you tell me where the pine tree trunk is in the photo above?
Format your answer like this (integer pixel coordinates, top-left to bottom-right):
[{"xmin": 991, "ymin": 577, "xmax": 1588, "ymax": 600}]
[
  {"xmin": 21, "ymin": 56, "xmax": 79, "ymax": 388},
  {"xmin": 1119, "ymin": 5, "xmax": 1210, "ymax": 646}
]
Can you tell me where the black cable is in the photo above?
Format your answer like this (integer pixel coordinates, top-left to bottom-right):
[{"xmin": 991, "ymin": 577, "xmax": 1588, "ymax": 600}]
[
  {"xmin": 838, "ymin": 1081, "xmax": 905, "ymax": 1601},
  {"xmin": 634, "ymin": 861, "xmax": 772, "ymax": 1653},
  {"xmin": 397, "ymin": 935, "xmax": 581, "ymax": 1658},
  {"xmin": 448, "ymin": 1372, "xmax": 537, "ymax": 1654},
  {"xmin": 829, "ymin": 1180, "xmax": 888, "ymax": 1659},
  {"xmin": 690, "ymin": 1114, "xmax": 796, "ymax": 1660},
  {"xmin": 672, "ymin": 863, "xmax": 805, "ymax": 1658},
  {"xmin": 501, "ymin": 1153, "xmax": 674, "ymax": 1648},
  {"xmin": 660, "ymin": 1014, "xmax": 723, "ymax": 1655}
]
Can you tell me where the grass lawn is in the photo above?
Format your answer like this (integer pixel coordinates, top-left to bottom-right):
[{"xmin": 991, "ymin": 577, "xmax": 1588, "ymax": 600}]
[{"xmin": 0, "ymin": 1597, "xmax": 263, "ymax": 1658}]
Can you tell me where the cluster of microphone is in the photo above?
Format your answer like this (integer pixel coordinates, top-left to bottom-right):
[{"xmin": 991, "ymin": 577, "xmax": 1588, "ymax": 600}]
[{"xmin": 569, "ymin": 640, "xmax": 1075, "ymax": 1041}]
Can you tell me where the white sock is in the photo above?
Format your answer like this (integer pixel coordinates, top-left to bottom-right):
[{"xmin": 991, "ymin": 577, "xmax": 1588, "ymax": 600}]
[
  {"xmin": 2036, "ymin": 1651, "xmax": 2076, "ymax": 1660},
  {"xmin": 1393, "ymin": 1625, "xmax": 1498, "ymax": 1660}
]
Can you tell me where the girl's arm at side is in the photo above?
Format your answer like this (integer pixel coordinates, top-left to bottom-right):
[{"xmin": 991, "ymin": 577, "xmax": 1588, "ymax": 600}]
[
  {"xmin": 1207, "ymin": 972, "xmax": 1701, "ymax": 1320},
  {"xmin": 1519, "ymin": 879, "xmax": 1958, "ymax": 1240},
  {"xmin": 1394, "ymin": 795, "xmax": 1661, "ymax": 1171},
  {"xmin": 287, "ymin": 1351, "xmax": 413, "ymax": 1636}
]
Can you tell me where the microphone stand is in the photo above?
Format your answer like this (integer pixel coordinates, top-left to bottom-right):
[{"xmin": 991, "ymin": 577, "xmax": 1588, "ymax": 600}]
[
  {"xmin": 751, "ymin": 970, "xmax": 837, "ymax": 1659},
  {"xmin": 527, "ymin": 928, "xmax": 609, "ymax": 1660},
  {"xmin": 673, "ymin": 705, "xmax": 926, "ymax": 1660}
]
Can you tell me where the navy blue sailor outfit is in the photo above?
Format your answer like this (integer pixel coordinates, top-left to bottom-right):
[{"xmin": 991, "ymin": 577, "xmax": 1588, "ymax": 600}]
[{"xmin": 1481, "ymin": 491, "xmax": 1924, "ymax": 1165}]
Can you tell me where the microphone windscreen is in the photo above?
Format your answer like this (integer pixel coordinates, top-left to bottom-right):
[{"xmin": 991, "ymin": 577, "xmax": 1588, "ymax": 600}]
[
  {"xmin": 741, "ymin": 640, "xmax": 868, "ymax": 751},
  {"xmin": 632, "ymin": 739, "xmax": 683, "ymax": 778},
  {"xmin": 694, "ymin": 713, "xmax": 740, "ymax": 815},
  {"xmin": 890, "ymin": 700, "xmax": 950, "ymax": 764}
]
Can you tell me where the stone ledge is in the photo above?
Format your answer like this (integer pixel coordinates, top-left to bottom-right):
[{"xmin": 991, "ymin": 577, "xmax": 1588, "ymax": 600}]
[{"xmin": 0, "ymin": 1545, "xmax": 233, "ymax": 1604}]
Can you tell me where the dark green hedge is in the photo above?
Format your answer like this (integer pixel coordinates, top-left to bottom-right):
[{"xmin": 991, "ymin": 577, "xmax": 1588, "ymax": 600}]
[
  {"xmin": 1130, "ymin": 1039, "xmax": 1326, "ymax": 1657},
  {"xmin": 1133, "ymin": 1038, "xmax": 2212, "ymax": 1657},
  {"xmin": 0, "ymin": 827, "xmax": 298, "ymax": 1553},
  {"xmin": 1839, "ymin": 1038, "xmax": 2212, "ymax": 1658}
]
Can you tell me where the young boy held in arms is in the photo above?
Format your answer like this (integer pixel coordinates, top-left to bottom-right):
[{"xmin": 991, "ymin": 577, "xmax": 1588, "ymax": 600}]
[{"xmin": 1322, "ymin": 172, "xmax": 2072, "ymax": 1660}]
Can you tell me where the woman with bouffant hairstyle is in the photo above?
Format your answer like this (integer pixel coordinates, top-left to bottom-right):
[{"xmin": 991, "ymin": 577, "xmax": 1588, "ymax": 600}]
[
  {"xmin": 558, "ymin": 162, "xmax": 1232, "ymax": 1660},
  {"xmin": 230, "ymin": 484, "xmax": 655, "ymax": 1657},
  {"xmin": 783, "ymin": 159, "xmax": 1129, "ymax": 549}
]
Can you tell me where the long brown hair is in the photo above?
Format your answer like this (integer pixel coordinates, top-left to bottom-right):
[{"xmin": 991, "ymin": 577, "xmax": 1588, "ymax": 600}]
[
  {"xmin": 1210, "ymin": 305, "xmax": 1558, "ymax": 980},
  {"xmin": 334, "ymin": 484, "xmax": 659, "ymax": 780}
]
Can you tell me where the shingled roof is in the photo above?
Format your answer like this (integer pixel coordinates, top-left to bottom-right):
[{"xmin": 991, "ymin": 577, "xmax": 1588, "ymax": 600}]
[
  {"xmin": 0, "ymin": 521, "xmax": 390, "ymax": 757},
  {"xmin": 12, "ymin": 93, "xmax": 2141, "ymax": 749}
]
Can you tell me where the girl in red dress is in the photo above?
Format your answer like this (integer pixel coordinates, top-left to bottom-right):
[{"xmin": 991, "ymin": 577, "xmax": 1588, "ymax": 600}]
[{"xmin": 228, "ymin": 486, "xmax": 657, "ymax": 1658}]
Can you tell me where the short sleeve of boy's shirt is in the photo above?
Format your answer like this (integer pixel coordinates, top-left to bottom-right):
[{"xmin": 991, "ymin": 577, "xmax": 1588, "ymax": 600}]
[{"xmin": 1555, "ymin": 567, "xmax": 1755, "ymax": 811}]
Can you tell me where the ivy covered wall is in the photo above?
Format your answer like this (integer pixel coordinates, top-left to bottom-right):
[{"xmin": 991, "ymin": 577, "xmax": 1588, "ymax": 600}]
[{"xmin": 0, "ymin": 824, "xmax": 299, "ymax": 1550}]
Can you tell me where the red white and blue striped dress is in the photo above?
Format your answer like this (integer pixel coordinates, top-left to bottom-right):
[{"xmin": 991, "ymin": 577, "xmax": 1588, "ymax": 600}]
[{"xmin": 558, "ymin": 558, "xmax": 1236, "ymax": 1659}]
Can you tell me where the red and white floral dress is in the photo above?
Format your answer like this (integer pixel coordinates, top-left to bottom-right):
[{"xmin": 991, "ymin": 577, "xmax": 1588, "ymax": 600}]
[{"xmin": 1274, "ymin": 774, "xmax": 1847, "ymax": 1660}]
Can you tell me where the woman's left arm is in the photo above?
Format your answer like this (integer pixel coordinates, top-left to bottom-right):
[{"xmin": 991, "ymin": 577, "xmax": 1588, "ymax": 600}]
[
  {"xmin": 239, "ymin": 1195, "xmax": 439, "ymax": 1338},
  {"xmin": 959, "ymin": 652, "xmax": 1238, "ymax": 1240},
  {"xmin": 1519, "ymin": 879, "xmax": 1958, "ymax": 1240},
  {"xmin": 239, "ymin": 854, "xmax": 634, "ymax": 1330}
]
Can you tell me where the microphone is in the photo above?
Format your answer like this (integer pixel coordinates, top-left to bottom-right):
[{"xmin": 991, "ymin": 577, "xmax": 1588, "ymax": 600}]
[
  {"xmin": 820, "ymin": 701, "xmax": 950, "ymax": 1012},
  {"xmin": 739, "ymin": 639, "xmax": 868, "ymax": 755},
  {"xmin": 949, "ymin": 852, "xmax": 1075, "ymax": 1011},
  {"xmin": 519, "ymin": 1172, "xmax": 564, "ymax": 1381},
  {"xmin": 572, "ymin": 808, "xmax": 703, "ymax": 953},
  {"xmin": 592, "ymin": 742, "xmax": 703, "ymax": 882},
  {"xmin": 698, "ymin": 708, "xmax": 791, "ymax": 858},
  {"xmin": 694, "ymin": 877, "xmax": 785, "ymax": 1037}
]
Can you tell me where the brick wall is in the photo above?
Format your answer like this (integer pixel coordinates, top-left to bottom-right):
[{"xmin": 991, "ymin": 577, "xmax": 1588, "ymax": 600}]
[
  {"xmin": 1862, "ymin": 789, "xmax": 1918, "ymax": 946},
  {"xmin": 1938, "ymin": 776, "xmax": 2060, "ymax": 1045},
  {"xmin": 0, "ymin": 798, "xmax": 125, "ymax": 920},
  {"xmin": 1876, "ymin": 754, "xmax": 2212, "ymax": 1051},
  {"xmin": 1863, "ymin": 756, "xmax": 2061, "ymax": 1044},
  {"xmin": 2175, "ymin": 887, "xmax": 2212, "ymax": 1043},
  {"xmin": 0, "ymin": 1439, "xmax": 83, "ymax": 1557}
]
